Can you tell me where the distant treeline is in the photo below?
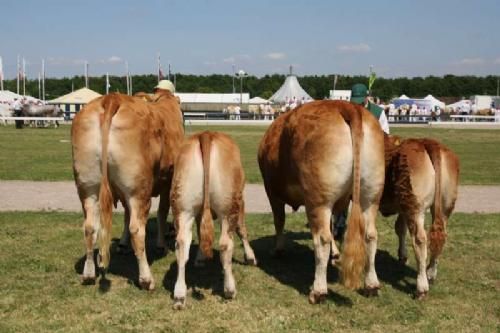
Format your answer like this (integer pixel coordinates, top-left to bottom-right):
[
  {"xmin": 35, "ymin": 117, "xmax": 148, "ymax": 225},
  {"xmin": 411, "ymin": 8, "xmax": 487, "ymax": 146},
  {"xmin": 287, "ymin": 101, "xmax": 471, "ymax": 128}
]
[{"xmin": 3, "ymin": 74, "xmax": 498, "ymax": 102}]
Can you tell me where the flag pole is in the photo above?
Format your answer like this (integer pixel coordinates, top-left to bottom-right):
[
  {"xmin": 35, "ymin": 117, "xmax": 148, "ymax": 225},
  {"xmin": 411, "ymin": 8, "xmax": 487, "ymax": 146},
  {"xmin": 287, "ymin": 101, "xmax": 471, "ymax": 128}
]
[
  {"xmin": 17, "ymin": 55, "xmax": 20, "ymax": 95},
  {"xmin": 22, "ymin": 57, "xmax": 26, "ymax": 96},
  {"xmin": 85, "ymin": 61, "xmax": 89, "ymax": 88},
  {"xmin": 157, "ymin": 53, "xmax": 161, "ymax": 83},
  {"xmin": 42, "ymin": 59, "xmax": 45, "ymax": 101},
  {"xmin": 0, "ymin": 56, "xmax": 4, "ymax": 91},
  {"xmin": 106, "ymin": 72, "xmax": 109, "ymax": 94},
  {"xmin": 38, "ymin": 72, "xmax": 41, "ymax": 99},
  {"xmin": 130, "ymin": 74, "xmax": 133, "ymax": 95}
]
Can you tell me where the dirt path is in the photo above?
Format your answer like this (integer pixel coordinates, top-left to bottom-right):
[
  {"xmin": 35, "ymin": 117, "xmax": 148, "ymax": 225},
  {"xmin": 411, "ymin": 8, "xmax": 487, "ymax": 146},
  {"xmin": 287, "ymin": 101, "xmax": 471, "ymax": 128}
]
[{"xmin": 0, "ymin": 181, "xmax": 498, "ymax": 214}]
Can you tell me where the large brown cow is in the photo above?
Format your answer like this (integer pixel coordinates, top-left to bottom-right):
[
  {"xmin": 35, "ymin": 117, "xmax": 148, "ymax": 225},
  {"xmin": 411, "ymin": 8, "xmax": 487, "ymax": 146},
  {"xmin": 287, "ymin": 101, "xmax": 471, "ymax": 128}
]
[
  {"xmin": 258, "ymin": 100, "xmax": 385, "ymax": 303},
  {"xmin": 72, "ymin": 89, "xmax": 184, "ymax": 289},
  {"xmin": 380, "ymin": 136, "xmax": 459, "ymax": 298},
  {"xmin": 170, "ymin": 131, "xmax": 256, "ymax": 309}
]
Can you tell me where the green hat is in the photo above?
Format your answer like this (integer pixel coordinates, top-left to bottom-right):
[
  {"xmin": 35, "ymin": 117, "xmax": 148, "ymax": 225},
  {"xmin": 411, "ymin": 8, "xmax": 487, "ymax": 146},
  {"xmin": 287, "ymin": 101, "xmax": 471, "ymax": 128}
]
[{"xmin": 350, "ymin": 83, "xmax": 368, "ymax": 104}]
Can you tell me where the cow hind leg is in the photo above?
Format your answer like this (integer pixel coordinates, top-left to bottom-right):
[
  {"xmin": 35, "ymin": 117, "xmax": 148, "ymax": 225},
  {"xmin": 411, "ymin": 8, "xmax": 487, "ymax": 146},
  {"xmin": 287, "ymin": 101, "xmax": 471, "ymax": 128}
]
[
  {"xmin": 395, "ymin": 215, "xmax": 408, "ymax": 264},
  {"xmin": 269, "ymin": 195, "xmax": 286, "ymax": 254},
  {"xmin": 363, "ymin": 203, "xmax": 381, "ymax": 295},
  {"xmin": 173, "ymin": 212, "xmax": 194, "ymax": 310},
  {"xmin": 117, "ymin": 203, "xmax": 131, "ymax": 254},
  {"xmin": 220, "ymin": 216, "xmax": 236, "ymax": 299},
  {"xmin": 81, "ymin": 194, "xmax": 100, "ymax": 284},
  {"xmin": 128, "ymin": 198, "xmax": 155, "ymax": 291},
  {"xmin": 156, "ymin": 190, "xmax": 170, "ymax": 252},
  {"xmin": 306, "ymin": 206, "xmax": 332, "ymax": 304},
  {"xmin": 194, "ymin": 214, "xmax": 207, "ymax": 267},
  {"xmin": 235, "ymin": 204, "xmax": 257, "ymax": 266},
  {"xmin": 408, "ymin": 212, "xmax": 429, "ymax": 299}
]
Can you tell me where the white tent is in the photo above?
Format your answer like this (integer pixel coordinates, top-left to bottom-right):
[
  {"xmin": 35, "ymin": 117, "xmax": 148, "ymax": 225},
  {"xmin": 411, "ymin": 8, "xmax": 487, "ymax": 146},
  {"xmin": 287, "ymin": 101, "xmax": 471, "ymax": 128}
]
[
  {"xmin": 270, "ymin": 75, "xmax": 312, "ymax": 103},
  {"xmin": 0, "ymin": 90, "xmax": 41, "ymax": 104},
  {"xmin": 399, "ymin": 94, "xmax": 410, "ymax": 99},
  {"xmin": 249, "ymin": 96, "xmax": 269, "ymax": 104},
  {"xmin": 424, "ymin": 94, "xmax": 445, "ymax": 109},
  {"xmin": 49, "ymin": 87, "xmax": 101, "ymax": 104}
]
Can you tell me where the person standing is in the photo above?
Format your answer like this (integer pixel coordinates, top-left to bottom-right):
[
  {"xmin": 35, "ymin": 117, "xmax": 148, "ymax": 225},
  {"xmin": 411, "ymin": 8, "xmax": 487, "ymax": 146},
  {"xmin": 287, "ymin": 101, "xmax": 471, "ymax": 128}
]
[{"xmin": 350, "ymin": 83, "xmax": 390, "ymax": 133}]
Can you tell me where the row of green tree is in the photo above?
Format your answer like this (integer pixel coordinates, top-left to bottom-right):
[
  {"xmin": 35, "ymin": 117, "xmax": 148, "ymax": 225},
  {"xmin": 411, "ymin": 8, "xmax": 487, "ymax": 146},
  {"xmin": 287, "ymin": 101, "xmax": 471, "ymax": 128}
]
[{"xmin": 3, "ymin": 74, "xmax": 498, "ymax": 102}]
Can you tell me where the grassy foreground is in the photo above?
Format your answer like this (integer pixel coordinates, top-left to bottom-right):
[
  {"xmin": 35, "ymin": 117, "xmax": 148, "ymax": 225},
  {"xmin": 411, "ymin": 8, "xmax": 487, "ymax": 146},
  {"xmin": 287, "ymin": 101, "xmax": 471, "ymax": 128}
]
[
  {"xmin": 0, "ymin": 212, "xmax": 498, "ymax": 332},
  {"xmin": 0, "ymin": 124, "xmax": 499, "ymax": 184}
]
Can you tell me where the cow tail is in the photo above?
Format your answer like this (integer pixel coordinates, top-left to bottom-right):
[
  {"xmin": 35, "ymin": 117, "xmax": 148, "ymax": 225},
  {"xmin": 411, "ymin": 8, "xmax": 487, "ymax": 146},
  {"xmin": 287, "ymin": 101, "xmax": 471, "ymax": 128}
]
[
  {"xmin": 340, "ymin": 106, "xmax": 366, "ymax": 290},
  {"xmin": 98, "ymin": 94, "xmax": 120, "ymax": 269},
  {"xmin": 199, "ymin": 132, "xmax": 214, "ymax": 259},
  {"xmin": 424, "ymin": 141, "xmax": 446, "ymax": 259}
]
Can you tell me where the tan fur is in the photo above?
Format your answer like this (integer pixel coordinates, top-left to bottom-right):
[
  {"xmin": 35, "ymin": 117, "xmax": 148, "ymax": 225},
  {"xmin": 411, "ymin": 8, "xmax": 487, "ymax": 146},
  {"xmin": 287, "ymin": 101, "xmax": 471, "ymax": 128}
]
[
  {"xmin": 258, "ymin": 100, "xmax": 385, "ymax": 297},
  {"xmin": 171, "ymin": 131, "xmax": 256, "ymax": 308},
  {"xmin": 72, "ymin": 90, "xmax": 184, "ymax": 287},
  {"xmin": 380, "ymin": 136, "xmax": 460, "ymax": 294}
]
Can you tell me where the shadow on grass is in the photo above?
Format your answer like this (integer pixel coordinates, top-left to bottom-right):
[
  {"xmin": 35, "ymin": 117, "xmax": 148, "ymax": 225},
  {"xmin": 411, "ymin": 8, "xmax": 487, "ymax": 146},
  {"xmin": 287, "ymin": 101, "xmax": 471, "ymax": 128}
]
[
  {"xmin": 250, "ymin": 232, "xmax": 352, "ymax": 306},
  {"xmin": 74, "ymin": 218, "xmax": 174, "ymax": 292},
  {"xmin": 375, "ymin": 249, "xmax": 417, "ymax": 295},
  {"xmin": 162, "ymin": 244, "xmax": 231, "ymax": 300}
]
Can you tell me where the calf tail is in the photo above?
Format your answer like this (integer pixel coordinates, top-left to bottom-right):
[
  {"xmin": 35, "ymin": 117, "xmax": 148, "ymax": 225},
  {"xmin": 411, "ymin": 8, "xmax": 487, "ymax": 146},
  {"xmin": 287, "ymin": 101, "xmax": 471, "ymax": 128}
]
[
  {"xmin": 199, "ymin": 132, "xmax": 214, "ymax": 259},
  {"xmin": 339, "ymin": 106, "xmax": 366, "ymax": 290},
  {"xmin": 98, "ymin": 94, "xmax": 121, "ymax": 269},
  {"xmin": 424, "ymin": 141, "xmax": 446, "ymax": 259}
]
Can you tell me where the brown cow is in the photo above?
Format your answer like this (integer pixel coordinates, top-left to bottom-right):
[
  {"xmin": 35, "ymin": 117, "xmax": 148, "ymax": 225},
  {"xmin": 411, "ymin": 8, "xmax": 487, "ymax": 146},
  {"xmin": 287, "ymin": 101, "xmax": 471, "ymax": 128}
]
[
  {"xmin": 171, "ymin": 131, "xmax": 257, "ymax": 310},
  {"xmin": 380, "ymin": 136, "xmax": 459, "ymax": 298},
  {"xmin": 72, "ymin": 89, "xmax": 184, "ymax": 289},
  {"xmin": 258, "ymin": 100, "xmax": 385, "ymax": 303}
]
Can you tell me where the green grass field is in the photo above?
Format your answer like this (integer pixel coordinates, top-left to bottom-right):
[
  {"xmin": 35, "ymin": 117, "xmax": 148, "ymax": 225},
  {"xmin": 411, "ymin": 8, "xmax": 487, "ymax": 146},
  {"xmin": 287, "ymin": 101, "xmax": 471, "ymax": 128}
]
[
  {"xmin": 0, "ymin": 124, "xmax": 499, "ymax": 184},
  {"xmin": 0, "ymin": 212, "xmax": 498, "ymax": 332}
]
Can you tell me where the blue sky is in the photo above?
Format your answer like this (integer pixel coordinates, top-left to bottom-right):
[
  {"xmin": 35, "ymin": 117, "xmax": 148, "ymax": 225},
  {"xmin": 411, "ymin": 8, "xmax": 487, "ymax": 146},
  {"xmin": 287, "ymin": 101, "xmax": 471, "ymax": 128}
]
[{"xmin": 1, "ymin": 0, "xmax": 499, "ymax": 78}]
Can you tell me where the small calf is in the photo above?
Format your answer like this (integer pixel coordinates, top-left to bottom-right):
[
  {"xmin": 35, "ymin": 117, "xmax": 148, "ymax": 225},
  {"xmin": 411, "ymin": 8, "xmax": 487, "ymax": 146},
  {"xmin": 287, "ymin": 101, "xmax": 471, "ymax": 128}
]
[{"xmin": 170, "ymin": 131, "xmax": 257, "ymax": 309}]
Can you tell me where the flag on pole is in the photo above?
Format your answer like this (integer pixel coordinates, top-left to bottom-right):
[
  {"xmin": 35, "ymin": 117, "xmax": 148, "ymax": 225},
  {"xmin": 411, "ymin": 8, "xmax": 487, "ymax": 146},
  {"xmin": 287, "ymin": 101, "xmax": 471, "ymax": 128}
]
[
  {"xmin": 0, "ymin": 56, "xmax": 4, "ymax": 91},
  {"xmin": 368, "ymin": 70, "xmax": 376, "ymax": 92},
  {"xmin": 168, "ymin": 63, "xmax": 171, "ymax": 81}
]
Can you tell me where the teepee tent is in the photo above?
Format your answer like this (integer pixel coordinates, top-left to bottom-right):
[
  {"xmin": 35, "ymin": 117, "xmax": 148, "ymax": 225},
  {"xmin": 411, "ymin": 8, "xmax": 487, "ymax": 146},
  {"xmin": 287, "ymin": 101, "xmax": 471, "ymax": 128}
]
[
  {"xmin": 423, "ymin": 94, "xmax": 445, "ymax": 109},
  {"xmin": 270, "ymin": 68, "xmax": 312, "ymax": 103}
]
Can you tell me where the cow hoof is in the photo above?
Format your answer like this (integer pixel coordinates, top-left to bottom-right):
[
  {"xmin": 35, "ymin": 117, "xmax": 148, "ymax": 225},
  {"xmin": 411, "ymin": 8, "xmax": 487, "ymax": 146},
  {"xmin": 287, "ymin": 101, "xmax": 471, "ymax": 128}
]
[
  {"xmin": 139, "ymin": 278, "xmax": 155, "ymax": 291},
  {"xmin": 308, "ymin": 290, "xmax": 327, "ymax": 304},
  {"xmin": 224, "ymin": 289, "xmax": 236, "ymax": 299},
  {"xmin": 362, "ymin": 286, "xmax": 380, "ymax": 297},
  {"xmin": 398, "ymin": 256, "xmax": 408, "ymax": 265},
  {"xmin": 415, "ymin": 291, "xmax": 427, "ymax": 300},
  {"xmin": 81, "ymin": 276, "xmax": 96, "ymax": 285},
  {"xmin": 173, "ymin": 298, "xmax": 186, "ymax": 310}
]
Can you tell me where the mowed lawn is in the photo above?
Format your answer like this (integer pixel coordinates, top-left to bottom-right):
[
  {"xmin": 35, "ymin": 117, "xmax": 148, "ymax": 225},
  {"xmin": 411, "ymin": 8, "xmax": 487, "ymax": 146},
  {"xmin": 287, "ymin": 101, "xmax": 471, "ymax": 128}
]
[
  {"xmin": 0, "ymin": 124, "xmax": 499, "ymax": 184},
  {"xmin": 0, "ymin": 212, "xmax": 498, "ymax": 332}
]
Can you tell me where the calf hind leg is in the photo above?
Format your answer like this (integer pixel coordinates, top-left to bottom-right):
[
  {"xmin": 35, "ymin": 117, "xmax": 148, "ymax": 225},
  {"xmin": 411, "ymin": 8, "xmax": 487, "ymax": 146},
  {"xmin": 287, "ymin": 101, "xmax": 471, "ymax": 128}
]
[
  {"xmin": 128, "ymin": 198, "xmax": 155, "ymax": 291},
  {"xmin": 220, "ymin": 216, "xmax": 236, "ymax": 299},
  {"xmin": 269, "ymin": 195, "xmax": 286, "ymax": 255},
  {"xmin": 81, "ymin": 195, "xmax": 100, "ymax": 284},
  {"xmin": 235, "ymin": 203, "xmax": 257, "ymax": 266},
  {"xmin": 408, "ymin": 212, "xmax": 429, "ymax": 299},
  {"xmin": 173, "ymin": 212, "xmax": 194, "ymax": 310},
  {"xmin": 307, "ymin": 206, "xmax": 332, "ymax": 304},
  {"xmin": 395, "ymin": 215, "xmax": 408, "ymax": 264}
]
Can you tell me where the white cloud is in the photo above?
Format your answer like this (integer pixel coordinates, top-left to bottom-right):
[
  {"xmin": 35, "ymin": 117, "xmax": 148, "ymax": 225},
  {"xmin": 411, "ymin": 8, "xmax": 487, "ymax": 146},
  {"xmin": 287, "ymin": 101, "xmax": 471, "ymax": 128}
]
[
  {"xmin": 494, "ymin": 57, "xmax": 500, "ymax": 64},
  {"xmin": 266, "ymin": 52, "xmax": 286, "ymax": 60},
  {"xmin": 223, "ymin": 57, "xmax": 235, "ymax": 64},
  {"xmin": 107, "ymin": 56, "xmax": 122, "ymax": 64},
  {"xmin": 223, "ymin": 54, "xmax": 251, "ymax": 64},
  {"xmin": 203, "ymin": 61, "xmax": 216, "ymax": 66},
  {"xmin": 454, "ymin": 58, "xmax": 485, "ymax": 66},
  {"xmin": 337, "ymin": 43, "xmax": 371, "ymax": 53}
]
